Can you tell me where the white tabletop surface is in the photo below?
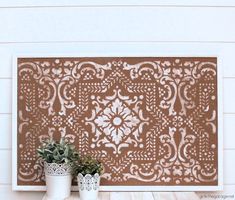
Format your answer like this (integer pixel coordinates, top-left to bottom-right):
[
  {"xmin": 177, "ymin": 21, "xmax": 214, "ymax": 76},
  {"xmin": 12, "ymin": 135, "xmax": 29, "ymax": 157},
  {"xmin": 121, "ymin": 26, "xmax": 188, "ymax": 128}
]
[{"xmin": 42, "ymin": 192, "xmax": 200, "ymax": 200}]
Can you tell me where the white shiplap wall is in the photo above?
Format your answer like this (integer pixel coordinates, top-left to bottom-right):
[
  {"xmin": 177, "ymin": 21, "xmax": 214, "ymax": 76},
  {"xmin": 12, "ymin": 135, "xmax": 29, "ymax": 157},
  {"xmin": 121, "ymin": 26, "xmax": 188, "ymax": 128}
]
[{"xmin": 1, "ymin": 1, "xmax": 235, "ymax": 199}]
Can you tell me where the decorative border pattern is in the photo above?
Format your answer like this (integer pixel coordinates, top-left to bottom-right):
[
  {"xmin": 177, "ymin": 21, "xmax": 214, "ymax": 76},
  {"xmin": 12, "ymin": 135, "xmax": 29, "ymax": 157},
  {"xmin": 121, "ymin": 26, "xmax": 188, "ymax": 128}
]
[{"xmin": 44, "ymin": 162, "xmax": 71, "ymax": 176}]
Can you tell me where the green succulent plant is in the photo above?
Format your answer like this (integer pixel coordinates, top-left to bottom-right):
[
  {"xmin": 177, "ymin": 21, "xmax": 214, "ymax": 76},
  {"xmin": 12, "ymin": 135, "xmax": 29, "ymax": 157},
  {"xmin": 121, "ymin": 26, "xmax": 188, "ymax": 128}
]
[
  {"xmin": 72, "ymin": 155, "xmax": 103, "ymax": 176},
  {"xmin": 37, "ymin": 138, "xmax": 79, "ymax": 164}
]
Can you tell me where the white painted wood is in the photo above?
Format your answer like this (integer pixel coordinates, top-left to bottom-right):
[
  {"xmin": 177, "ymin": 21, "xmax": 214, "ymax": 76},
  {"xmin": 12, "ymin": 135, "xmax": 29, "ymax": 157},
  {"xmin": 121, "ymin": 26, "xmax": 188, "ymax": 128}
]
[
  {"xmin": 173, "ymin": 192, "xmax": 200, "ymax": 200},
  {"xmin": 224, "ymin": 79, "xmax": 235, "ymax": 113},
  {"xmin": 0, "ymin": 185, "xmax": 44, "ymax": 200},
  {"xmin": 1, "ymin": 0, "xmax": 235, "ymax": 7},
  {"xmin": 72, "ymin": 192, "xmax": 110, "ymax": 200},
  {"xmin": 0, "ymin": 114, "xmax": 11, "ymax": 149},
  {"xmin": 110, "ymin": 192, "xmax": 132, "ymax": 200},
  {"xmin": 224, "ymin": 150, "xmax": 235, "ymax": 185},
  {"xmin": 42, "ymin": 192, "xmax": 110, "ymax": 200},
  {"xmin": 0, "ymin": 79, "xmax": 11, "ymax": 113},
  {"xmin": 217, "ymin": 56, "xmax": 224, "ymax": 190},
  {"xmin": 197, "ymin": 185, "xmax": 235, "ymax": 199},
  {"xmin": 0, "ymin": 187, "xmax": 235, "ymax": 200},
  {"xmin": 99, "ymin": 192, "xmax": 110, "ymax": 200},
  {"xmin": 0, "ymin": 7, "xmax": 235, "ymax": 42},
  {"xmin": 131, "ymin": 192, "xmax": 155, "ymax": 200},
  {"xmin": 224, "ymin": 114, "xmax": 235, "ymax": 149},
  {"xmin": 12, "ymin": 55, "xmax": 18, "ymax": 191},
  {"xmin": 0, "ymin": 186, "xmax": 235, "ymax": 200},
  {"xmin": 220, "ymin": 43, "xmax": 235, "ymax": 78},
  {"xmin": 42, "ymin": 194, "xmax": 74, "ymax": 200},
  {"xmin": 42, "ymin": 192, "xmax": 199, "ymax": 200},
  {"xmin": 0, "ymin": 150, "xmax": 11, "ymax": 184},
  {"xmin": 152, "ymin": 192, "xmax": 200, "ymax": 200}
]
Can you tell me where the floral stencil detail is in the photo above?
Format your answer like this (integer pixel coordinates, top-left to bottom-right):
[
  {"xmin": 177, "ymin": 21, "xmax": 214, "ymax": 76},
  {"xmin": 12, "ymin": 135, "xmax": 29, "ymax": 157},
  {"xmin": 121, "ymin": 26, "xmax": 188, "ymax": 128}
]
[
  {"xmin": 94, "ymin": 98, "xmax": 140, "ymax": 145},
  {"xmin": 86, "ymin": 88, "xmax": 148, "ymax": 154}
]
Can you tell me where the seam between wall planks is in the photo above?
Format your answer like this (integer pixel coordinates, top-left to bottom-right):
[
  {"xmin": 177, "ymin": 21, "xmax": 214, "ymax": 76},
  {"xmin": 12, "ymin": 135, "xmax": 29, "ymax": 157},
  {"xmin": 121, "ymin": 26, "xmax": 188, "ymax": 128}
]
[
  {"xmin": 1, "ymin": 5, "xmax": 235, "ymax": 9},
  {"xmin": 1, "ymin": 41, "xmax": 235, "ymax": 44}
]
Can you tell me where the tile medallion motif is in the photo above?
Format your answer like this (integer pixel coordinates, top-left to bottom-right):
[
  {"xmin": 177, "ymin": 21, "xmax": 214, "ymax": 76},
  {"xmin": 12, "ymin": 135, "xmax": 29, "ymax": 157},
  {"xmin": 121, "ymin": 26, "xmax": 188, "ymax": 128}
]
[{"xmin": 17, "ymin": 57, "xmax": 218, "ymax": 186}]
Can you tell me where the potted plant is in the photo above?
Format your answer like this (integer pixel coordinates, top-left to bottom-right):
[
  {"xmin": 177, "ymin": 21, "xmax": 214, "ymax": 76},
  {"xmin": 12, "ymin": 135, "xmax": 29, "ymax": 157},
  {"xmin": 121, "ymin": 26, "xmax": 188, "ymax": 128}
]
[
  {"xmin": 72, "ymin": 155, "xmax": 103, "ymax": 200},
  {"xmin": 37, "ymin": 138, "xmax": 79, "ymax": 200}
]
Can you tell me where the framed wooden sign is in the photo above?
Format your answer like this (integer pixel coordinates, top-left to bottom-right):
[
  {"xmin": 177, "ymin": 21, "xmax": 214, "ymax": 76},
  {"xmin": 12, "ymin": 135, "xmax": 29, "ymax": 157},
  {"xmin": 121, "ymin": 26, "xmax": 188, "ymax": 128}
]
[{"xmin": 12, "ymin": 55, "xmax": 223, "ymax": 191}]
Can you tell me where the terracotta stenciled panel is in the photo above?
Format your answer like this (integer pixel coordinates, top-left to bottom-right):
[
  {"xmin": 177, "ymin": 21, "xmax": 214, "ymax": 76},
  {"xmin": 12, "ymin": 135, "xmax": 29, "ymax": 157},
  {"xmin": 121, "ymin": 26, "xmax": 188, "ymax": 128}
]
[{"xmin": 17, "ymin": 57, "xmax": 218, "ymax": 186}]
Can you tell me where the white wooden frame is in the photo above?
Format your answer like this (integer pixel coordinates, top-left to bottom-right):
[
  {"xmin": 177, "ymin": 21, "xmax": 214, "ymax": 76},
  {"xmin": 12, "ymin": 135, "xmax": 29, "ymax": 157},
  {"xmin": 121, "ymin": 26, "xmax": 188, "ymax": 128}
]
[{"xmin": 12, "ymin": 51, "xmax": 223, "ymax": 192}]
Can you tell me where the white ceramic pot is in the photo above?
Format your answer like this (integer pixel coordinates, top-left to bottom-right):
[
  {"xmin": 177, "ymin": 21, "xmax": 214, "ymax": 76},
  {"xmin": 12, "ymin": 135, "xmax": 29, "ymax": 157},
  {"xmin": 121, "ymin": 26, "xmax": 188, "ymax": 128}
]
[
  {"xmin": 44, "ymin": 162, "xmax": 72, "ymax": 200},
  {"xmin": 77, "ymin": 173, "xmax": 100, "ymax": 200}
]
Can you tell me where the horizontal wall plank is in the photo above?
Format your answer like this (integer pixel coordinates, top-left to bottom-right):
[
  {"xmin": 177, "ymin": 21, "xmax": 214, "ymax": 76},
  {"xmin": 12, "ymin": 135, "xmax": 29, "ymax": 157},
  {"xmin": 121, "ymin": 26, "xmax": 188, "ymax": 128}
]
[
  {"xmin": 0, "ymin": 150, "xmax": 11, "ymax": 184},
  {"xmin": 0, "ymin": 0, "xmax": 235, "ymax": 8},
  {"xmin": 224, "ymin": 114, "xmax": 235, "ymax": 149},
  {"xmin": 2, "ymin": 149, "xmax": 235, "ymax": 185},
  {"xmin": 0, "ymin": 185, "xmax": 44, "ymax": 200},
  {"xmin": 0, "ymin": 7, "xmax": 235, "ymax": 42},
  {"xmin": 0, "ymin": 42, "xmax": 235, "ymax": 78},
  {"xmin": 0, "ymin": 79, "xmax": 11, "ymax": 113},
  {"xmin": 224, "ymin": 150, "xmax": 235, "ymax": 185},
  {"xmin": 0, "ymin": 114, "xmax": 11, "ymax": 149},
  {"xmin": 224, "ymin": 79, "xmax": 235, "ymax": 113},
  {"xmin": 220, "ymin": 43, "xmax": 235, "ymax": 78}
]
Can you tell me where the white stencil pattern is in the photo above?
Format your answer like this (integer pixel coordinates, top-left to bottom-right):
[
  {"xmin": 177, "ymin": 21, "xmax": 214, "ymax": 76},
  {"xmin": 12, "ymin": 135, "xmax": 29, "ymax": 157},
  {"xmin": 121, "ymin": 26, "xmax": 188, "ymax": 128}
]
[{"xmin": 17, "ymin": 57, "xmax": 218, "ymax": 186}]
